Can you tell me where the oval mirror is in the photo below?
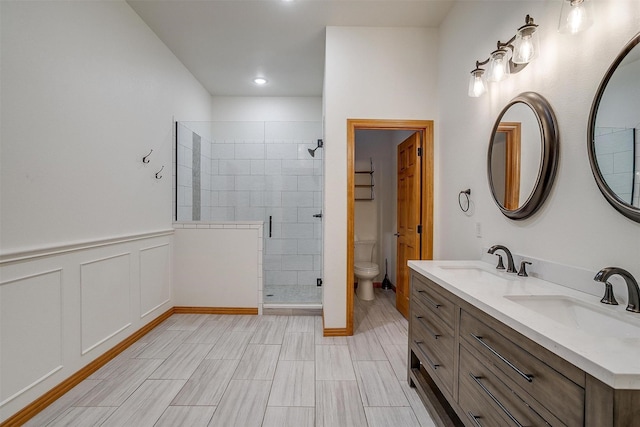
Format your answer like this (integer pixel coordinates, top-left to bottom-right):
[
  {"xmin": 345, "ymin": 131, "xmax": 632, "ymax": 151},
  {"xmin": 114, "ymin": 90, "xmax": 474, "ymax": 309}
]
[
  {"xmin": 488, "ymin": 92, "xmax": 559, "ymax": 220},
  {"xmin": 588, "ymin": 32, "xmax": 640, "ymax": 223}
]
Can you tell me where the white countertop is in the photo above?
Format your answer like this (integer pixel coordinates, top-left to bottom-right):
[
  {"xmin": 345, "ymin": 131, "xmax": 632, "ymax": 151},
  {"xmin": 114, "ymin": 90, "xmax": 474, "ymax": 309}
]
[{"xmin": 408, "ymin": 260, "xmax": 640, "ymax": 389}]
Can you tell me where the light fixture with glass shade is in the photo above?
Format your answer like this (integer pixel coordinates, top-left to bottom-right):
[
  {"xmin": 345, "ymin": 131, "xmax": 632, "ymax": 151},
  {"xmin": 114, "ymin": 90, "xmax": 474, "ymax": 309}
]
[
  {"xmin": 512, "ymin": 15, "xmax": 539, "ymax": 64},
  {"xmin": 486, "ymin": 47, "xmax": 511, "ymax": 82},
  {"xmin": 467, "ymin": 15, "xmax": 540, "ymax": 98},
  {"xmin": 558, "ymin": 0, "xmax": 593, "ymax": 34},
  {"xmin": 468, "ymin": 65, "xmax": 488, "ymax": 97}
]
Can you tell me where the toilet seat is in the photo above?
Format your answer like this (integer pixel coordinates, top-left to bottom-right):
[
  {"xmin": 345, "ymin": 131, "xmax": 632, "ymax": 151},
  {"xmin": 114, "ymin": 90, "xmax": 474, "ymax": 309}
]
[{"xmin": 354, "ymin": 262, "xmax": 379, "ymax": 275}]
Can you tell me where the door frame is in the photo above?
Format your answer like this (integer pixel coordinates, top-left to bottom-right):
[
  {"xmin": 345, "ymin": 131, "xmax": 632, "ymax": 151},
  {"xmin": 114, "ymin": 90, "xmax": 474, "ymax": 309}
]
[{"xmin": 346, "ymin": 119, "xmax": 434, "ymax": 335}]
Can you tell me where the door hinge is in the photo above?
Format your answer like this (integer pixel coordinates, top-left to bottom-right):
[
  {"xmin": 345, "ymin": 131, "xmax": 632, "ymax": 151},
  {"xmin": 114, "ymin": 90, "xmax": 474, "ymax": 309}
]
[
  {"xmin": 417, "ymin": 147, "xmax": 423, "ymax": 157},
  {"xmin": 317, "ymin": 278, "xmax": 323, "ymax": 287},
  {"xmin": 417, "ymin": 224, "xmax": 422, "ymax": 234}
]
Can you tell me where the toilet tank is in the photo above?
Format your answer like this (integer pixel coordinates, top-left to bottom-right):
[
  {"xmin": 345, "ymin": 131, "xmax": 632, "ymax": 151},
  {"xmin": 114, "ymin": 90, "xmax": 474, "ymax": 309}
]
[{"xmin": 354, "ymin": 240, "xmax": 376, "ymax": 263}]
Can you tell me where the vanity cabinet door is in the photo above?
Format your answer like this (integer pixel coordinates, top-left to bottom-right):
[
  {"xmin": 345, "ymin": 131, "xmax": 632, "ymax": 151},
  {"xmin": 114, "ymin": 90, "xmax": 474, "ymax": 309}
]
[
  {"xmin": 411, "ymin": 297, "xmax": 456, "ymax": 396},
  {"xmin": 459, "ymin": 344, "xmax": 564, "ymax": 427},
  {"xmin": 412, "ymin": 274, "xmax": 456, "ymax": 329},
  {"xmin": 460, "ymin": 310, "xmax": 584, "ymax": 426}
]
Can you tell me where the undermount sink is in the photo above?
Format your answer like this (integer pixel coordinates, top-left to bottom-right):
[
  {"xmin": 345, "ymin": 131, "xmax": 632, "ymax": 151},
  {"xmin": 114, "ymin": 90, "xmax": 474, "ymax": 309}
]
[
  {"xmin": 438, "ymin": 265, "xmax": 506, "ymax": 282},
  {"xmin": 505, "ymin": 295, "xmax": 640, "ymax": 338}
]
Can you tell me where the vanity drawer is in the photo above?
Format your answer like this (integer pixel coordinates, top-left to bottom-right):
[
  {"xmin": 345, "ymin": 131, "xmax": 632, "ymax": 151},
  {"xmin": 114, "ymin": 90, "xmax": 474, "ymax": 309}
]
[
  {"xmin": 411, "ymin": 299, "xmax": 455, "ymax": 395},
  {"xmin": 459, "ymin": 344, "xmax": 565, "ymax": 427},
  {"xmin": 412, "ymin": 274, "xmax": 456, "ymax": 329},
  {"xmin": 460, "ymin": 310, "xmax": 584, "ymax": 425}
]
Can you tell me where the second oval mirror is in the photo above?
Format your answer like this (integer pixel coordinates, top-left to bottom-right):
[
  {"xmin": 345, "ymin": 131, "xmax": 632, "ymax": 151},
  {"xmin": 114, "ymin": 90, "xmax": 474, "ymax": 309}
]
[{"xmin": 488, "ymin": 92, "xmax": 559, "ymax": 220}]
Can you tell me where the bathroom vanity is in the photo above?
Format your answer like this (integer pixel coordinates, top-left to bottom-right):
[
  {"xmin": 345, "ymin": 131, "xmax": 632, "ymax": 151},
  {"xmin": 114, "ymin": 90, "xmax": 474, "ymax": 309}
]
[{"xmin": 407, "ymin": 260, "xmax": 640, "ymax": 427}]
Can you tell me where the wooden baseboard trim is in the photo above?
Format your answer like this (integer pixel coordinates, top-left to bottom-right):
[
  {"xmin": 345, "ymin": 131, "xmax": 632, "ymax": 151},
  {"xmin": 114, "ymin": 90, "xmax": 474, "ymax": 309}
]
[
  {"xmin": 323, "ymin": 327, "xmax": 350, "ymax": 337},
  {"xmin": 173, "ymin": 306, "xmax": 258, "ymax": 315},
  {"xmin": 0, "ymin": 308, "xmax": 175, "ymax": 427}
]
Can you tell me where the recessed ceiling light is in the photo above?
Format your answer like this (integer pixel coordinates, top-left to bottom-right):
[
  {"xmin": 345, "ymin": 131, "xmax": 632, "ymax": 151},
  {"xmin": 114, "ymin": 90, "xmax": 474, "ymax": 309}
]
[{"xmin": 253, "ymin": 77, "xmax": 267, "ymax": 85}]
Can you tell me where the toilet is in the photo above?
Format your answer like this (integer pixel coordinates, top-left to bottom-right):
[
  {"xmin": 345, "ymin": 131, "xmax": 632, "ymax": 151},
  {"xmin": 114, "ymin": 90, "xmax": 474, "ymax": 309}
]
[{"xmin": 354, "ymin": 239, "xmax": 379, "ymax": 301}]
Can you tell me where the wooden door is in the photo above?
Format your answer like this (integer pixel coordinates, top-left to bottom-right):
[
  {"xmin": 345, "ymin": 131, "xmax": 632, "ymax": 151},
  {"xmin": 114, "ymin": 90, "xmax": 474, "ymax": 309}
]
[{"xmin": 396, "ymin": 132, "xmax": 421, "ymax": 318}]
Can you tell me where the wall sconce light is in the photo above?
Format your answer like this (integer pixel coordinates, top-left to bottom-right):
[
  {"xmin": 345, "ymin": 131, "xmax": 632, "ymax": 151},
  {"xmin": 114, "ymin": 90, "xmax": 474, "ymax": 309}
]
[
  {"xmin": 558, "ymin": 0, "xmax": 593, "ymax": 34},
  {"xmin": 468, "ymin": 15, "xmax": 539, "ymax": 98}
]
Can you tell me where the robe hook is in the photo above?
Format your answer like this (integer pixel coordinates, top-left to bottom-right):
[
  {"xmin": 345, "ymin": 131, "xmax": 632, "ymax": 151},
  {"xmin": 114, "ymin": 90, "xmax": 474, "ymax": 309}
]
[{"xmin": 142, "ymin": 149, "xmax": 153, "ymax": 164}]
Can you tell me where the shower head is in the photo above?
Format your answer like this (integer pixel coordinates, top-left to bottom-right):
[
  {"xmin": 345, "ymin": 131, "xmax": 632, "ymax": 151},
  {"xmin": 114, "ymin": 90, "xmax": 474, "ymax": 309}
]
[{"xmin": 308, "ymin": 139, "xmax": 323, "ymax": 157}]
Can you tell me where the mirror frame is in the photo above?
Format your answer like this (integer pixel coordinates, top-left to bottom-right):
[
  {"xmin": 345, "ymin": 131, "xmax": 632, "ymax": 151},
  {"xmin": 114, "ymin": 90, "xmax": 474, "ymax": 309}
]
[
  {"xmin": 587, "ymin": 32, "xmax": 640, "ymax": 223},
  {"xmin": 488, "ymin": 92, "xmax": 559, "ymax": 220}
]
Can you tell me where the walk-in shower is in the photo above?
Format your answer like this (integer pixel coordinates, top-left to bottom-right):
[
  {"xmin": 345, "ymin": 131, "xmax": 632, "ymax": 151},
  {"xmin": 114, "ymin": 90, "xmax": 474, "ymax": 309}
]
[{"xmin": 175, "ymin": 121, "xmax": 323, "ymax": 307}]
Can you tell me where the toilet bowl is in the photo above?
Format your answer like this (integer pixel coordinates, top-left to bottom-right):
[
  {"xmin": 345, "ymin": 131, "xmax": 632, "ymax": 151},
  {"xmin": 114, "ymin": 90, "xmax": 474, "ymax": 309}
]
[
  {"xmin": 354, "ymin": 239, "xmax": 379, "ymax": 301},
  {"xmin": 355, "ymin": 261, "xmax": 379, "ymax": 301}
]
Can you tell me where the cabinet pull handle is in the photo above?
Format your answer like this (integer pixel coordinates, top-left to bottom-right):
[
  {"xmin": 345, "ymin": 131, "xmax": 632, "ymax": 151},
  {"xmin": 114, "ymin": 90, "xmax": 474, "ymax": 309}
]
[
  {"xmin": 413, "ymin": 340, "xmax": 440, "ymax": 370},
  {"xmin": 417, "ymin": 290, "xmax": 441, "ymax": 308},
  {"xmin": 415, "ymin": 316, "xmax": 441, "ymax": 339},
  {"xmin": 469, "ymin": 373, "xmax": 526, "ymax": 427},
  {"xmin": 470, "ymin": 334, "xmax": 533, "ymax": 383},
  {"xmin": 467, "ymin": 412, "xmax": 484, "ymax": 427}
]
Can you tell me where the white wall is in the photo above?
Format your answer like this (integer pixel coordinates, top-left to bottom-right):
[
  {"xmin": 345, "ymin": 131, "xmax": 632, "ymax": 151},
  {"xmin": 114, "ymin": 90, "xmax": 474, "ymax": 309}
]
[
  {"xmin": 0, "ymin": 1, "xmax": 211, "ymax": 422},
  {"xmin": 436, "ymin": 1, "xmax": 640, "ymax": 291},
  {"xmin": 323, "ymin": 27, "xmax": 438, "ymax": 328},
  {"xmin": 0, "ymin": 0, "xmax": 212, "ymax": 254},
  {"xmin": 211, "ymin": 96, "xmax": 322, "ymax": 122}
]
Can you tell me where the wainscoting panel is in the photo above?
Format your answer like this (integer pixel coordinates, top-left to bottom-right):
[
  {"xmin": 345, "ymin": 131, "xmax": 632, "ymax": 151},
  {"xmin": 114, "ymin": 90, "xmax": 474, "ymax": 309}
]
[
  {"xmin": 80, "ymin": 253, "xmax": 132, "ymax": 355},
  {"xmin": 0, "ymin": 270, "xmax": 63, "ymax": 406},
  {"xmin": 140, "ymin": 243, "xmax": 171, "ymax": 319},
  {"xmin": 0, "ymin": 230, "xmax": 174, "ymax": 424}
]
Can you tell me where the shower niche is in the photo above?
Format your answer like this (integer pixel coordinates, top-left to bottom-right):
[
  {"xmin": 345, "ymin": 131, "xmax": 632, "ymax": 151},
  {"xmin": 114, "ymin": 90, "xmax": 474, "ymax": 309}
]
[{"xmin": 175, "ymin": 121, "xmax": 323, "ymax": 306}]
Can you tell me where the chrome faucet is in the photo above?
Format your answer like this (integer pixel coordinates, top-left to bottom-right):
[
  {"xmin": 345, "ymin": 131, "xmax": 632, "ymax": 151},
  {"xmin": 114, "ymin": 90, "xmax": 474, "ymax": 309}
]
[
  {"xmin": 487, "ymin": 245, "xmax": 517, "ymax": 273},
  {"xmin": 594, "ymin": 267, "xmax": 640, "ymax": 313}
]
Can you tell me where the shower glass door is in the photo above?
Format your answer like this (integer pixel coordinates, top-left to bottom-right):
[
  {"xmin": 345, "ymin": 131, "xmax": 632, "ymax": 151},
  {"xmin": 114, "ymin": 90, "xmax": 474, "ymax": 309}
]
[{"xmin": 176, "ymin": 120, "xmax": 323, "ymax": 306}]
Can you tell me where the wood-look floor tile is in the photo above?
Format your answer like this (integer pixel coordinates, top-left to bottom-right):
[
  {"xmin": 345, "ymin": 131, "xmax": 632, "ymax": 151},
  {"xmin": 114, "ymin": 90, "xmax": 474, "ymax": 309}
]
[
  {"xmin": 262, "ymin": 407, "xmax": 315, "ymax": 427},
  {"xmin": 314, "ymin": 316, "xmax": 347, "ymax": 345},
  {"xmin": 23, "ymin": 380, "xmax": 102, "ymax": 427},
  {"xmin": 286, "ymin": 316, "xmax": 315, "ymax": 333},
  {"xmin": 232, "ymin": 344, "xmax": 280, "ymax": 380},
  {"xmin": 186, "ymin": 318, "xmax": 233, "ymax": 344},
  {"xmin": 228, "ymin": 315, "xmax": 261, "ymax": 332},
  {"xmin": 87, "ymin": 341, "xmax": 148, "ymax": 380},
  {"xmin": 134, "ymin": 329, "xmax": 191, "ymax": 359},
  {"xmin": 171, "ymin": 359, "xmax": 239, "ymax": 406},
  {"xmin": 400, "ymin": 381, "xmax": 438, "ymax": 427},
  {"xmin": 101, "ymin": 379, "xmax": 185, "ymax": 427},
  {"xmin": 46, "ymin": 407, "xmax": 116, "ymax": 427},
  {"xmin": 347, "ymin": 329, "xmax": 388, "ymax": 361},
  {"xmin": 205, "ymin": 331, "xmax": 253, "ymax": 359},
  {"xmin": 75, "ymin": 359, "xmax": 163, "ymax": 406},
  {"xmin": 268, "ymin": 361, "xmax": 315, "ymax": 407},
  {"xmin": 364, "ymin": 406, "xmax": 421, "ymax": 427},
  {"xmin": 280, "ymin": 332, "xmax": 314, "ymax": 360},
  {"xmin": 316, "ymin": 380, "xmax": 367, "ymax": 427},
  {"xmin": 315, "ymin": 345, "xmax": 356, "ymax": 380},
  {"xmin": 149, "ymin": 343, "xmax": 213, "ymax": 379},
  {"xmin": 250, "ymin": 316, "xmax": 288, "ymax": 344},
  {"xmin": 382, "ymin": 344, "xmax": 408, "ymax": 380},
  {"xmin": 371, "ymin": 320, "xmax": 408, "ymax": 346},
  {"xmin": 167, "ymin": 313, "xmax": 209, "ymax": 331},
  {"xmin": 207, "ymin": 380, "xmax": 271, "ymax": 427},
  {"xmin": 154, "ymin": 406, "xmax": 216, "ymax": 427},
  {"xmin": 353, "ymin": 361, "xmax": 409, "ymax": 406}
]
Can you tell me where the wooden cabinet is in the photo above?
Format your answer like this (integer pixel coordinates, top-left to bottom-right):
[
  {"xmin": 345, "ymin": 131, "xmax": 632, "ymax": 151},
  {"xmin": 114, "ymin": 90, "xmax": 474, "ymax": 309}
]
[{"xmin": 408, "ymin": 271, "xmax": 640, "ymax": 427}]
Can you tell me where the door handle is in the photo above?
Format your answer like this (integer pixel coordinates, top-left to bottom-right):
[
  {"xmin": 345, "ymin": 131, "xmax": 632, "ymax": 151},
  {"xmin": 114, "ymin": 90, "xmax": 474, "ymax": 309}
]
[
  {"xmin": 313, "ymin": 212, "xmax": 323, "ymax": 218},
  {"xmin": 394, "ymin": 233, "xmax": 400, "ymax": 237}
]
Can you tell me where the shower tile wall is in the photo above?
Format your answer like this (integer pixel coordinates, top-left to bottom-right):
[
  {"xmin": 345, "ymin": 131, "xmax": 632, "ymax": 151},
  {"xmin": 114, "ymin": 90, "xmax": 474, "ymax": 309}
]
[
  {"xmin": 594, "ymin": 127, "xmax": 635, "ymax": 204},
  {"xmin": 634, "ymin": 128, "xmax": 639, "ymax": 208},
  {"xmin": 177, "ymin": 121, "xmax": 323, "ymax": 304}
]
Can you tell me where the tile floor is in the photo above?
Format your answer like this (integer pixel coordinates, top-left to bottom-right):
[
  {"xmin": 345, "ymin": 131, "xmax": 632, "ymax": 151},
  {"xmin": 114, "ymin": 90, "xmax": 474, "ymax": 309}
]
[{"xmin": 25, "ymin": 289, "xmax": 436, "ymax": 427}]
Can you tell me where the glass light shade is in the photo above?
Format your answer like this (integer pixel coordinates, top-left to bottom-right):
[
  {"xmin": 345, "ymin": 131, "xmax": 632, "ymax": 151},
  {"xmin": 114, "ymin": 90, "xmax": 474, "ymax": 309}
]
[
  {"xmin": 486, "ymin": 49, "xmax": 510, "ymax": 83},
  {"xmin": 468, "ymin": 69, "xmax": 487, "ymax": 97},
  {"xmin": 558, "ymin": 0, "xmax": 593, "ymax": 34},
  {"xmin": 512, "ymin": 24, "xmax": 539, "ymax": 64}
]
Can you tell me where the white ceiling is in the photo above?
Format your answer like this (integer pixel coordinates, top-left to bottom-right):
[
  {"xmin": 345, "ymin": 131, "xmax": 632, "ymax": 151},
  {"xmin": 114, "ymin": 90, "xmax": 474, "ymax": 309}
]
[{"xmin": 127, "ymin": 0, "xmax": 455, "ymax": 97}]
